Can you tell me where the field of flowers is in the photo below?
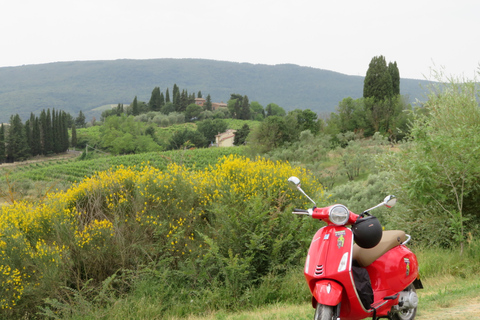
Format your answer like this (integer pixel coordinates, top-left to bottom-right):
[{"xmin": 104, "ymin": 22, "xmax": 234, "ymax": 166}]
[{"xmin": 0, "ymin": 153, "xmax": 326, "ymax": 318}]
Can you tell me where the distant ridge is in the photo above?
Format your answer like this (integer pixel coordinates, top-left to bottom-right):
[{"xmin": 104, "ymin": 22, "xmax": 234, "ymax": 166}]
[{"xmin": 0, "ymin": 58, "xmax": 431, "ymax": 123}]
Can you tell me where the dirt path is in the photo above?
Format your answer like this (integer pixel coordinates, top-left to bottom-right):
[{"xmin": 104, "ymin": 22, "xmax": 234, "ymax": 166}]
[{"xmin": 0, "ymin": 151, "xmax": 81, "ymax": 169}]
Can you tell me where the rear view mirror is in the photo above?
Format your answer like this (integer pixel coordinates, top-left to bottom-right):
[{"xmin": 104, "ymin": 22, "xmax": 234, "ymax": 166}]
[
  {"xmin": 288, "ymin": 176, "xmax": 300, "ymax": 188},
  {"xmin": 384, "ymin": 195, "xmax": 397, "ymax": 208}
]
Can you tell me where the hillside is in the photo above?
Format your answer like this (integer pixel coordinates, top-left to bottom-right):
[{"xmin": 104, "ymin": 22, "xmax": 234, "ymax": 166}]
[{"xmin": 0, "ymin": 58, "xmax": 431, "ymax": 123}]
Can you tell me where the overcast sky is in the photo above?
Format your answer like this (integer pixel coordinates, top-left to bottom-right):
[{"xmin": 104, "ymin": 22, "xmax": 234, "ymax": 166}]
[{"xmin": 1, "ymin": 0, "xmax": 479, "ymax": 80}]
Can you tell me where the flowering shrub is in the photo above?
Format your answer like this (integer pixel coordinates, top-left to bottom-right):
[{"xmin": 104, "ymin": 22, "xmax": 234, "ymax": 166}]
[{"xmin": 0, "ymin": 155, "xmax": 325, "ymax": 316}]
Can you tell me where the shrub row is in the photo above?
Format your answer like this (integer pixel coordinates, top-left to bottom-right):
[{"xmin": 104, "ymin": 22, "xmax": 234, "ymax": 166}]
[{"xmin": 0, "ymin": 155, "xmax": 326, "ymax": 318}]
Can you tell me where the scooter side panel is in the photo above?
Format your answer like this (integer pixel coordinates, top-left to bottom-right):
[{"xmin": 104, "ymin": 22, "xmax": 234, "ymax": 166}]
[{"xmin": 367, "ymin": 245, "xmax": 419, "ymax": 295}]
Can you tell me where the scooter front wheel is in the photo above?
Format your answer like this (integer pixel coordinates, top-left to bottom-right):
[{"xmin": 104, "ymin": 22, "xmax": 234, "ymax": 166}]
[{"xmin": 314, "ymin": 303, "xmax": 336, "ymax": 320}]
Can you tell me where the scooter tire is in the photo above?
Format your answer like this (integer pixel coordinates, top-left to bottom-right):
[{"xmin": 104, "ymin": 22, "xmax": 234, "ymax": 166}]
[
  {"xmin": 391, "ymin": 284, "xmax": 417, "ymax": 320},
  {"xmin": 313, "ymin": 303, "xmax": 336, "ymax": 320}
]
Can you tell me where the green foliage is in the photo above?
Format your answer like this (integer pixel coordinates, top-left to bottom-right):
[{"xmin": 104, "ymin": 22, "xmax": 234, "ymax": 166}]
[
  {"xmin": 383, "ymin": 71, "xmax": 480, "ymax": 250},
  {"xmin": 0, "ymin": 59, "xmax": 430, "ymax": 124},
  {"xmin": 185, "ymin": 103, "xmax": 204, "ymax": 121},
  {"xmin": 0, "ymin": 154, "xmax": 324, "ymax": 318},
  {"xmin": 363, "ymin": 55, "xmax": 394, "ymax": 101},
  {"xmin": 148, "ymin": 86, "xmax": 164, "ymax": 112},
  {"xmin": 247, "ymin": 116, "xmax": 293, "ymax": 153},
  {"xmin": 100, "ymin": 114, "xmax": 161, "ymax": 154},
  {"xmin": 288, "ymin": 109, "xmax": 319, "ymax": 135},
  {"xmin": 0, "ymin": 125, "xmax": 5, "ymax": 163},
  {"xmin": 197, "ymin": 119, "xmax": 228, "ymax": 142},
  {"xmin": 335, "ymin": 133, "xmax": 388, "ymax": 181},
  {"xmin": 6, "ymin": 114, "xmax": 30, "ymax": 162},
  {"xmin": 227, "ymin": 94, "xmax": 251, "ymax": 120},
  {"xmin": 167, "ymin": 128, "xmax": 208, "ymax": 150},
  {"xmin": 250, "ymin": 101, "xmax": 265, "ymax": 121},
  {"xmin": 388, "ymin": 61, "xmax": 400, "ymax": 96},
  {"xmin": 328, "ymin": 171, "xmax": 394, "ymax": 225},
  {"xmin": 223, "ymin": 119, "xmax": 261, "ymax": 131},
  {"xmin": 233, "ymin": 124, "xmax": 250, "ymax": 146},
  {"xmin": 75, "ymin": 110, "xmax": 86, "ymax": 128},
  {"xmin": 71, "ymin": 124, "xmax": 77, "ymax": 148},
  {"xmin": 327, "ymin": 95, "xmax": 412, "ymax": 140},
  {"xmin": 265, "ymin": 103, "xmax": 286, "ymax": 117}
]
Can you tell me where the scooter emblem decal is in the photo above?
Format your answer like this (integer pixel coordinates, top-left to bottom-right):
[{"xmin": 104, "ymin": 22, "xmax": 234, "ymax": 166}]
[
  {"xmin": 404, "ymin": 258, "xmax": 410, "ymax": 276},
  {"xmin": 335, "ymin": 231, "xmax": 345, "ymax": 248}
]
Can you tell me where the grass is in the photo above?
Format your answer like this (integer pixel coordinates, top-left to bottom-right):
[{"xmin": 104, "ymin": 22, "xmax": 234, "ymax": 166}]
[
  {"xmin": 165, "ymin": 273, "xmax": 480, "ymax": 320},
  {"xmin": 2, "ymin": 143, "xmax": 480, "ymax": 319},
  {"xmin": 53, "ymin": 244, "xmax": 480, "ymax": 320},
  {"xmin": 104, "ymin": 274, "xmax": 480, "ymax": 320}
]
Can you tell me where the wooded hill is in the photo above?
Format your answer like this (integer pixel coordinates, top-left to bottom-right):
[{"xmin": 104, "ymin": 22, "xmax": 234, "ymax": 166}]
[{"xmin": 0, "ymin": 58, "xmax": 432, "ymax": 123}]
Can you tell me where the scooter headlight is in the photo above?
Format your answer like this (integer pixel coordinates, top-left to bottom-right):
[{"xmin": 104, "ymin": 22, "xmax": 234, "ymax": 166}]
[{"xmin": 329, "ymin": 205, "xmax": 349, "ymax": 225}]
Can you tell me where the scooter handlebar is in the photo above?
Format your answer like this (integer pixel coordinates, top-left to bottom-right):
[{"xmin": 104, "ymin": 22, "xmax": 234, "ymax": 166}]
[{"xmin": 292, "ymin": 208, "xmax": 312, "ymax": 215}]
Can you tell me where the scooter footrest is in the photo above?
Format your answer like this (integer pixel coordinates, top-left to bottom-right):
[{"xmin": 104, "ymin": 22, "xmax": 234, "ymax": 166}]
[
  {"xmin": 369, "ymin": 294, "xmax": 398, "ymax": 311},
  {"xmin": 369, "ymin": 301, "xmax": 386, "ymax": 310},
  {"xmin": 383, "ymin": 293, "xmax": 399, "ymax": 300}
]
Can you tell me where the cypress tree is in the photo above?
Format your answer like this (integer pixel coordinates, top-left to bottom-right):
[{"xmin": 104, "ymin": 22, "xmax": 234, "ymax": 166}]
[
  {"xmin": 39, "ymin": 110, "xmax": 47, "ymax": 155},
  {"xmin": 75, "ymin": 110, "xmax": 86, "ymax": 128},
  {"xmin": 165, "ymin": 88, "xmax": 170, "ymax": 103},
  {"xmin": 52, "ymin": 109, "xmax": 59, "ymax": 153},
  {"xmin": 32, "ymin": 117, "xmax": 41, "ymax": 156},
  {"xmin": 131, "ymin": 96, "xmax": 139, "ymax": 116},
  {"xmin": 25, "ymin": 114, "xmax": 34, "ymax": 155},
  {"xmin": 44, "ymin": 109, "xmax": 53, "ymax": 155},
  {"xmin": 71, "ymin": 123, "xmax": 77, "ymax": 149},
  {"xmin": 189, "ymin": 92, "xmax": 195, "ymax": 105},
  {"xmin": 205, "ymin": 94, "xmax": 212, "ymax": 111},
  {"xmin": 388, "ymin": 61, "xmax": 400, "ymax": 96},
  {"xmin": 63, "ymin": 111, "xmax": 70, "ymax": 151},
  {"xmin": 159, "ymin": 92, "xmax": 165, "ymax": 109},
  {"xmin": 363, "ymin": 55, "xmax": 393, "ymax": 101},
  {"xmin": 179, "ymin": 89, "xmax": 188, "ymax": 112},
  {"xmin": 174, "ymin": 90, "xmax": 181, "ymax": 112},
  {"xmin": 172, "ymin": 84, "xmax": 179, "ymax": 105},
  {"xmin": 6, "ymin": 114, "xmax": 30, "ymax": 162},
  {"xmin": 240, "ymin": 95, "xmax": 251, "ymax": 120},
  {"xmin": 0, "ymin": 124, "xmax": 5, "ymax": 163},
  {"xmin": 148, "ymin": 87, "xmax": 161, "ymax": 111}
]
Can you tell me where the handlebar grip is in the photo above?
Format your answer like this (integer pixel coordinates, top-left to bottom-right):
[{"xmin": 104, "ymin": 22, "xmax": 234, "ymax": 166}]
[{"xmin": 293, "ymin": 208, "xmax": 309, "ymax": 213}]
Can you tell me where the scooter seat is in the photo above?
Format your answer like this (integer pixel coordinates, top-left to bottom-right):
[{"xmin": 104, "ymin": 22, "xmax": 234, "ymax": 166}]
[{"xmin": 352, "ymin": 230, "xmax": 406, "ymax": 267}]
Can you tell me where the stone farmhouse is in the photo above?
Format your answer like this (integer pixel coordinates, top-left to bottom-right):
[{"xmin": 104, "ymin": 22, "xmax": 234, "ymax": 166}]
[
  {"xmin": 194, "ymin": 98, "xmax": 228, "ymax": 111},
  {"xmin": 194, "ymin": 98, "xmax": 236, "ymax": 147},
  {"xmin": 215, "ymin": 129, "xmax": 237, "ymax": 147}
]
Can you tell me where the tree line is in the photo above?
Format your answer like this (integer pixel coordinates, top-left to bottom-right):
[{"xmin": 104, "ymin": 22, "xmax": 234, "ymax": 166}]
[
  {"xmin": 0, "ymin": 109, "xmax": 83, "ymax": 163},
  {"xmin": 95, "ymin": 56, "xmax": 409, "ymax": 154},
  {"xmin": 96, "ymin": 83, "xmax": 292, "ymax": 152},
  {"xmin": 3, "ymin": 55, "xmax": 409, "ymax": 160},
  {"xmin": 247, "ymin": 55, "xmax": 411, "ymax": 153}
]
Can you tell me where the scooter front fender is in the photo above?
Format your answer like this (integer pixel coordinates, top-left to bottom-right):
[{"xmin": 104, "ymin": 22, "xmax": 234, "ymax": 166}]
[{"xmin": 313, "ymin": 280, "xmax": 343, "ymax": 307}]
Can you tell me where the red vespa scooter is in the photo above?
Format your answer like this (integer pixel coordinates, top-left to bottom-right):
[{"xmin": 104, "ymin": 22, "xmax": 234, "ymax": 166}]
[{"xmin": 288, "ymin": 176, "xmax": 423, "ymax": 320}]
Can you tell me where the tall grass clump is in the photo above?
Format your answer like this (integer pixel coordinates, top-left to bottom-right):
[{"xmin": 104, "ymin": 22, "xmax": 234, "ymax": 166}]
[{"xmin": 0, "ymin": 155, "xmax": 326, "ymax": 318}]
